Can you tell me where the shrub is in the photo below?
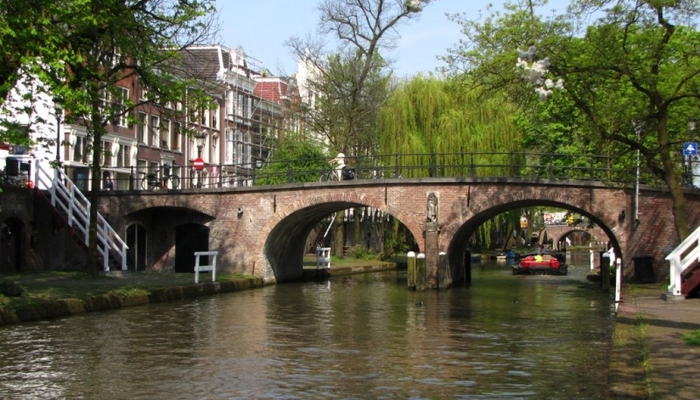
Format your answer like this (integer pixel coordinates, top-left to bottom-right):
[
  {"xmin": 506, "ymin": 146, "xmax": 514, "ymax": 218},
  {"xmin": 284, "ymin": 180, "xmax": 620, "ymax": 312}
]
[{"xmin": 682, "ymin": 330, "xmax": 700, "ymax": 346}]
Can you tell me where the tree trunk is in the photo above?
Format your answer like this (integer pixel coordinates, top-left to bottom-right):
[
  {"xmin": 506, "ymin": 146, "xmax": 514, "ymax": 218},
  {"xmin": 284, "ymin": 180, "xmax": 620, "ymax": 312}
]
[{"xmin": 86, "ymin": 100, "xmax": 105, "ymax": 276}]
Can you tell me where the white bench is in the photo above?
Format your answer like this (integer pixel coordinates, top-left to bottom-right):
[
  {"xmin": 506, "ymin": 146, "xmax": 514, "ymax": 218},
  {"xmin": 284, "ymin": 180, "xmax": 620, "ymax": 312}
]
[{"xmin": 194, "ymin": 251, "xmax": 219, "ymax": 284}]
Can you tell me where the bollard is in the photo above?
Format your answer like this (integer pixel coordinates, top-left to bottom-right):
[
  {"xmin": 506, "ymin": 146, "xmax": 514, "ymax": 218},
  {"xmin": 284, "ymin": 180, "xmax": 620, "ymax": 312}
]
[
  {"xmin": 407, "ymin": 251, "xmax": 416, "ymax": 289},
  {"xmin": 416, "ymin": 253, "xmax": 426, "ymax": 291},
  {"xmin": 437, "ymin": 251, "xmax": 447, "ymax": 290}
]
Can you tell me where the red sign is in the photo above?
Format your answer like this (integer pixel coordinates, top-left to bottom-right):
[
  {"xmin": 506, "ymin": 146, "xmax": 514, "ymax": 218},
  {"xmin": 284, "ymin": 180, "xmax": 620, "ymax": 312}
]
[{"xmin": 193, "ymin": 157, "xmax": 205, "ymax": 171}]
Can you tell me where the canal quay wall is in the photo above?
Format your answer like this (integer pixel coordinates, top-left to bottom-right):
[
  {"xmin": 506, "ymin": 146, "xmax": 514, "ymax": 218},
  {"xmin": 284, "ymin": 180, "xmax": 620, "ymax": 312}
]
[
  {"xmin": 0, "ymin": 276, "xmax": 265, "ymax": 326},
  {"xmin": 0, "ymin": 261, "xmax": 397, "ymax": 326}
]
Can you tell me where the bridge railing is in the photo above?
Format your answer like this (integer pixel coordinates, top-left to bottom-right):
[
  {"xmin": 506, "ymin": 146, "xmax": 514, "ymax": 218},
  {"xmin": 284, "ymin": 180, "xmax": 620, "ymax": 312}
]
[{"xmin": 104, "ymin": 151, "xmax": 661, "ymax": 190}]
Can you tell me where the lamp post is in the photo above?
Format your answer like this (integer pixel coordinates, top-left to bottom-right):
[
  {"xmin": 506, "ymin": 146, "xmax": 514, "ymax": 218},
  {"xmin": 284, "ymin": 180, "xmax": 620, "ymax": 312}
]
[
  {"xmin": 55, "ymin": 105, "xmax": 63, "ymax": 163},
  {"xmin": 195, "ymin": 133, "xmax": 206, "ymax": 188},
  {"xmin": 687, "ymin": 118, "xmax": 698, "ymax": 187},
  {"xmin": 252, "ymin": 158, "xmax": 263, "ymax": 186}
]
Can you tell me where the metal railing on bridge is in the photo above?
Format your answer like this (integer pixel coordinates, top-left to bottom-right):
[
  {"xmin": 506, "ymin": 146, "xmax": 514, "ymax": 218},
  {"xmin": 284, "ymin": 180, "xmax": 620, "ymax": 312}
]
[{"xmin": 45, "ymin": 151, "xmax": 665, "ymax": 191}]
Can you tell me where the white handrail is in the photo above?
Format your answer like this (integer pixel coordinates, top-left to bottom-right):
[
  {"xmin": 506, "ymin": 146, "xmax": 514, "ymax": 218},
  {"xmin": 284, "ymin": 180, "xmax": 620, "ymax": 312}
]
[
  {"xmin": 665, "ymin": 225, "xmax": 700, "ymax": 296},
  {"xmin": 194, "ymin": 251, "xmax": 218, "ymax": 283},
  {"xmin": 35, "ymin": 164, "xmax": 129, "ymax": 271}
]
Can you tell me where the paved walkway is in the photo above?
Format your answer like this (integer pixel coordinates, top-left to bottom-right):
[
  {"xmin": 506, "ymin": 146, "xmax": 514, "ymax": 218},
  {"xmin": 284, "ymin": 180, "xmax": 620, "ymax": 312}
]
[{"xmin": 609, "ymin": 285, "xmax": 700, "ymax": 399}]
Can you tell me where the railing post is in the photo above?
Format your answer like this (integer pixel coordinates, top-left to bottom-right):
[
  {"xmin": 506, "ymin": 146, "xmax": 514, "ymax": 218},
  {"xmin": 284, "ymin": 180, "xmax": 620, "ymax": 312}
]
[
  {"xmin": 394, "ymin": 154, "xmax": 400, "ymax": 178},
  {"xmin": 469, "ymin": 153, "xmax": 475, "ymax": 177},
  {"xmin": 548, "ymin": 154, "xmax": 554, "ymax": 180},
  {"xmin": 430, "ymin": 153, "xmax": 437, "ymax": 177},
  {"xmin": 509, "ymin": 153, "xmax": 515, "ymax": 177}
]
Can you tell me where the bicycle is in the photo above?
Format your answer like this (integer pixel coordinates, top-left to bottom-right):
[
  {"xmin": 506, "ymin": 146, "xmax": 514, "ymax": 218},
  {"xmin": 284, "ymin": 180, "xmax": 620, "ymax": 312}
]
[
  {"xmin": 140, "ymin": 171, "xmax": 180, "ymax": 190},
  {"xmin": 319, "ymin": 166, "xmax": 355, "ymax": 181},
  {"xmin": 320, "ymin": 165, "xmax": 340, "ymax": 182}
]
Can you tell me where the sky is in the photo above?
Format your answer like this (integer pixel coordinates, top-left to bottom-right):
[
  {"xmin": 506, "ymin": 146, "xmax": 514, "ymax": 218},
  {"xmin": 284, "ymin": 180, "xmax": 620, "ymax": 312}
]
[{"xmin": 213, "ymin": 0, "xmax": 572, "ymax": 78}]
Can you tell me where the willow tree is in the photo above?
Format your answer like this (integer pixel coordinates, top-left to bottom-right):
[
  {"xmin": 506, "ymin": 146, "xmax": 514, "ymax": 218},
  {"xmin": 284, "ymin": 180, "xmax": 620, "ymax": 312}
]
[
  {"xmin": 378, "ymin": 75, "xmax": 523, "ymax": 176},
  {"xmin": 443, "ymin": 0, "xmax": 700, "ymax": 241}
]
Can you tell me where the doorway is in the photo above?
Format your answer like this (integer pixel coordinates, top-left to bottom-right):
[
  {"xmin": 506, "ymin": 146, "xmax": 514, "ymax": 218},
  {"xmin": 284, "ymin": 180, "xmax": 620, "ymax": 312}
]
[
  {"xmin": 0, "ymin": 218, "xmax": 23, "ymax": 272},
  {"xmin": 175, "ymin": 223, "xmax": 209, "ymax": 272}
]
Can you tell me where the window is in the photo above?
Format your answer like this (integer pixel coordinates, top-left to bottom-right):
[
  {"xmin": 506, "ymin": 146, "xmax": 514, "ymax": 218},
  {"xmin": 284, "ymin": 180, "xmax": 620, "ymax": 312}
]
[
  {"xmin": 73, "ymin": 136, "xmax": 88, "ymax": 163},
  {"xmin": 114, "ymin": 87, "xmax": 129, "ymax": 127},
  {"xmin": 116, "ymin": 144, "xmax": 131, "ymax": 168},
  {"xmin": 201, "ymin": 108, "xmax": 208, "ymax": 126},
  {"xmin": 236, "ymin": 94, "xmax": 244, "ymax": 117},
  {"xmin": 137, "ymin": 112, "xmax": 147, "ymax": 143},
  {"xmin": 171, "ymin": 122, "xmax": 181, "ymax": 151},
  {"xmin": 139, "ymin": 79, "xmax": 148, "ymax": 100},
  {"xmin": 212, "ymin": 104, "xmax": 220, "ymax": 129},
  {"xmin": 161, "ymin": 119, "xmax": 170, "ymax": 149},
  {"xmin": 150, "ymin": 115, "xmax": 159, "ymax": 146},
  {"xmin": 226, "ymin": 91, "xmax": 234, "ymax": 117},
  {"xmin": 102, "ymin": 141, "xmax": 113, "ymax": 167}
]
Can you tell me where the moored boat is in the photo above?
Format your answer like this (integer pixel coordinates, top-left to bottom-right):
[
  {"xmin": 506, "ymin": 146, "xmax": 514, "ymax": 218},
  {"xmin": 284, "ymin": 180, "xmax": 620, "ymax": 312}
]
[{"xmin": 512, "ymin": 251, "xmax": 568, "ymax": 275}]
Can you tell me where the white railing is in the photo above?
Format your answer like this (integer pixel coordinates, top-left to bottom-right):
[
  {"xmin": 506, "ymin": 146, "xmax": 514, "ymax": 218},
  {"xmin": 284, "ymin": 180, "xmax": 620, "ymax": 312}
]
[
  {"xmin": 665, "ymin": 225, "xmax": 700, "ymax": 297},
  {"xmin": 35, "ymin": 164, "xmax": 128, "ymax": 271},
  {"xmin": 194, "ymin": 251, "xmax": 218, "ymax": 284}
]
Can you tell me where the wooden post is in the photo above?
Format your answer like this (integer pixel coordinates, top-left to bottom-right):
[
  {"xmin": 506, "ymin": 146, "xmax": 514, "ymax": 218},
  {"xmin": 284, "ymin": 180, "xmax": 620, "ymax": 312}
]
[
  {"xmin": 416, "ymin": 253, "xmax": 426, "ymax": 291},
  {"xmin": 407, "ymin": 251, "xmax": 416, "ymax": 290}
]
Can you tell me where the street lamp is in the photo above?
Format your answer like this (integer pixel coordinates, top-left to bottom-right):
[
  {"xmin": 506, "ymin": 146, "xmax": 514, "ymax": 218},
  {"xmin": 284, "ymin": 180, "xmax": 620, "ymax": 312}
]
[
  {"xmin": 688, "ymin": 118, "xmax": 698, "ymax": 187},
  {"xmin": 195, "ymin": 133, "xmax": 206, "ymax": 188},
  {"xmin": 252, "ymin": 158, "xmax": 263, "ymax": 186},
  {"xmin": 55, "ymin": 105, "xmax": 63, "ymax": 163}
]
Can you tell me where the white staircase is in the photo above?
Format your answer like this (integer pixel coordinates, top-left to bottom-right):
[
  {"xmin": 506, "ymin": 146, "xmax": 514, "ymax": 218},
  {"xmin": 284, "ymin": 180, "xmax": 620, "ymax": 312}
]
[
  {"xmin": 35, "ymin": 164, "xmax": 128, "ymax": 271},
  {"xmin": 665, "ymin": 225, "xmax": 700, "ymax": 298}
]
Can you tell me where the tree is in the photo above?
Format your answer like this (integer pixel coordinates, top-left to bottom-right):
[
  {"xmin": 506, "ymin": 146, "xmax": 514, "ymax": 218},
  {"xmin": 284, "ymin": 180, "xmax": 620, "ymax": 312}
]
[
  {"xmin": 20, "ymin": 0, "xmax": 217, "ymax": 274},
  {"xmin": 257, "ymin": 138, "xmax": 327, "ymax": 185},
  {"xmin": 287, "ymin": 0, "xmax": 434, "ymax": 257},
  {"xmin": 287, "ymin": 0, "xmax": 434, "ymax": 155},
  {"xmin": 443, "ymin": 0, "xmax": 700, "ymax": 241}
]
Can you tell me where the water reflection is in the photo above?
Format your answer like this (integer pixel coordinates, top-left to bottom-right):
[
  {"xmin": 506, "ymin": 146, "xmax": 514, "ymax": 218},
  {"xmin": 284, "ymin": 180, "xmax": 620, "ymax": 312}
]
[{"xmin": 0, "ymin": 252, "xmax": 614, "ymax": 399}]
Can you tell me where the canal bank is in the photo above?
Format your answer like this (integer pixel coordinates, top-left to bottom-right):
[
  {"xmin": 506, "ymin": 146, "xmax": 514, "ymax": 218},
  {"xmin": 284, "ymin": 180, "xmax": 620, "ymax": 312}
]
[
  {"xmin": 0, "ymin": 258, "xmax": 397, "ymax": 326},
  {"xmin": 606, "ymin": 284, "xmax": 700, "ymax": 400}
]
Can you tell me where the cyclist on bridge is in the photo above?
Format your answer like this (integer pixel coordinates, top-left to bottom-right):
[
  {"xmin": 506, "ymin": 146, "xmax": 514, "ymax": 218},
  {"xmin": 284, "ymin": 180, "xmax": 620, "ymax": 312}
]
[{"xmin": 329, "ymin": 150, "xmax": 346, "ymax": 181}]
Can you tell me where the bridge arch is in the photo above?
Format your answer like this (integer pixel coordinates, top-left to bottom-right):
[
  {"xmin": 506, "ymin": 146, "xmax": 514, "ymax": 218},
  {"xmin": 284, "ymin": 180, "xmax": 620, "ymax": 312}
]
[
  {"xmin": 264, "ymin": 192, "xmax": 422, "ymax": 282},
  {"xmin": 124, "ymin": 205, "xmax": 215, "ymax": 272},
  {"xmin": 444, "ymin": 197, "xmax": 621, "ymax": 283}
]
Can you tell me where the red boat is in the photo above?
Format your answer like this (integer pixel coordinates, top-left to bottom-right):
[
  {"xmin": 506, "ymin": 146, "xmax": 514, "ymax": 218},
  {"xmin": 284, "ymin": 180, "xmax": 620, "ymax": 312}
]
[{"xmin": 512, "ymin": 251, "xmax": 568, "ymax": 275}]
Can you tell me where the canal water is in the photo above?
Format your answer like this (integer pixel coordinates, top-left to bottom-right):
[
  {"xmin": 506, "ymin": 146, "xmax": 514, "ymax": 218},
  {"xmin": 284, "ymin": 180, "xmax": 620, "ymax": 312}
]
[{"xmin": 0, "ymin": 253, "xmax": 615, "ymax": 399}]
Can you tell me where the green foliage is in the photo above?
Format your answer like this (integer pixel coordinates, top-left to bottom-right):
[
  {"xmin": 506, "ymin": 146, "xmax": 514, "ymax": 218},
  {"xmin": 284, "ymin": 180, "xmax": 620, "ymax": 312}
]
[
  {"xmin": 257, "ymin": 138, "xmax": 327, "ymax": 184},
  {"xmin": 377, "ymin": 76, "xmax": 524, "ymax": 178},
  {"xmin": 1, "ymin": 0, "xmax": 217, "ymax": 274},
  {"xmin": 442, "ymin": 0, "xmax": 700, "ymax": 240},
  {"xmin": 347, "ymin": 245, "xmax": 376, "ymax": 260},
  {"xmin": 682, "ymin": 330, "xmax": 700, "ymax": 347}
]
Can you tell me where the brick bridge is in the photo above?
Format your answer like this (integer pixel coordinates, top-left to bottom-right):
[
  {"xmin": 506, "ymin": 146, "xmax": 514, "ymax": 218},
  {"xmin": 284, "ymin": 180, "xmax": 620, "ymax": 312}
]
[
  {"xmin": 539, "ymin": 225, "xmax": 608, "ymax": 249},
  {"xmin": 99, "ymin": 178, "xmax": 700, "ymax": 288}
]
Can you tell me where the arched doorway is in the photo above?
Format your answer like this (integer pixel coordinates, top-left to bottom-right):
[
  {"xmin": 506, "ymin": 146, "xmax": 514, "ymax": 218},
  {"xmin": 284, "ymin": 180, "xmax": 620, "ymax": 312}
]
[
  {"xmin": 175, "ymin": 223, "xmax": 209, "ymax": 273},
  {"xmin": 0, "ymin": 218, "xmax": 23, "ymax": 272},
  {"xmin": 126, "ymin": 223, "xmax": 147, "ymax": 271}
]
